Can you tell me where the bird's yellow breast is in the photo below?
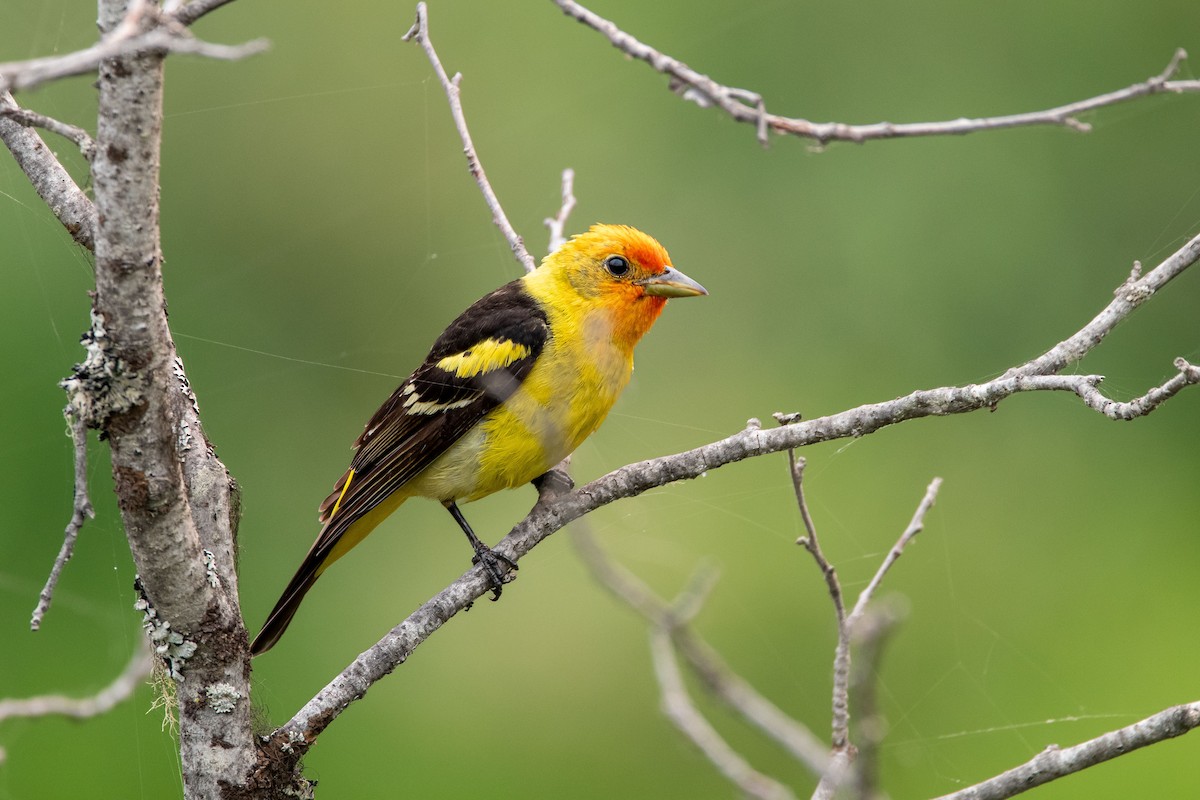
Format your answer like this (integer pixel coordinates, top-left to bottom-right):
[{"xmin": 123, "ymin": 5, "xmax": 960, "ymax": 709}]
[{"xmin": 409, "ymin": 298, "xmax": 633, "ymax": 503}]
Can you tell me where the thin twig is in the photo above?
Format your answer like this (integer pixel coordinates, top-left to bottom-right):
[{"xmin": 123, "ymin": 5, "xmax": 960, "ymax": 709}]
[
  {"xmin": 933, "ymin": 702, "xmax": 1200, "ymax": 800},
  {"xmin": 0, "ymin": 640, "xmax": 152, "ymax": 724},
  {"xmin": 820, "ymin": 474, "xmax": 940, "ymax": 800},
  {"xmin": 0, "ymin": 103, "xmax": 95, "ymax": 160},
  {"xmin": 804, "ymin": 477, "xmax": 939, "ymax": 800},
  {"xmin": 544, "ymin": 168, "xmax": 577, "ymax": 254},
  {"xmin": 646, "ymin": 566, "xmax": 789, "ymax": 800},
  {"xmin": 785, "ymin": 450, "xmax": 851, "ymax": 758},
  {"xmin": 848, "ymin": 477, "xmax": 942, "ymax": 623},
  {"xmin": 1071, "ymin": 357, "xmax": 1200, "ymax": 419},
  {"xmin": 569, "ymin": 525, "xmax": 832, "ymax": 775},
  {"xmin": 649, "ymin": 627, "xmax": 797, "ymax": 800},
  {"xmin": 403, "ymin": 3, "xmax": 537, "ymax": 273},
  {"xmin": 0, "ymin": 91, "xmax": 96, "ymax": 250},
  {"xmin": 1006, "ymin": 236, "xmax": 1200, "ymax": 379},
  {"xmin": 553, "ymin": 1, "xmax": 1200, "ymax": 145},
  {"xmin": 172, "ymin": 0, "xmax": 242, "ymax": 27},
  {"xmin": 787, "ymin": 452, "xmax": 845, "ymax": 623},
  {"xmin": 30, "ymin": 415, "xmax": 95, "ymax": 630},
  {"xmin": 0, "ymin": 3, "xmax": 268, "ymax": 94},
  {"xmin": 665, "ymin": 563, "xmax": 721, "ymax": 627}
]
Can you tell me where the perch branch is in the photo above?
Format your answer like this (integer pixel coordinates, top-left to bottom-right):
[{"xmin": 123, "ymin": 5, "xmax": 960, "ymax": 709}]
[
  {"xmin": 277, "ymin": 367, "xmax": 1196, "ymax": 744},
  {"xmin": 30, "ymin": 415, "xmax": 94, "ymax": 630},
  {"xmin": 553, "ymin": 0, "xmax": 1200, "ymax": 146},
  {"xmin": 403, "ymin": 3, "xmax": 538, "ymax": 272},
  {"xmin": 934, "ymin": 702, "xmax": 1200, "ymax": 800},
  {"xmin": 273, "ymin": 229, "xmax": 1198, "ymax": 751}
]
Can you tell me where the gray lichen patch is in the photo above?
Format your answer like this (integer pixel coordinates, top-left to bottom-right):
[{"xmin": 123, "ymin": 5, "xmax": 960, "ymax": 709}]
[
  {"xmin": 60, "ymin": 308, "xmax": 142, "ymax": 429},
  {"xmin": 203, "ymin": 682, "xmax": 241, "ymax": 714},
  {"xmin": 135, "ymin": 578, "xmax": 197, "ymax": 682}
]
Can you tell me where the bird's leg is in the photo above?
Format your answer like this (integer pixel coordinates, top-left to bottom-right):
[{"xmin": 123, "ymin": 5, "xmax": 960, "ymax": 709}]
[{"xmin": 443, "ymin": 500, "xmax": 517, "ymax": 600}]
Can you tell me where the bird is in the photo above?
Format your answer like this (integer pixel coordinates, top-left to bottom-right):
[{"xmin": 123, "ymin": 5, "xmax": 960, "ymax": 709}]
[{"xmin": 250, "ymin": 224, "xmax": 706, "ymax": 655}]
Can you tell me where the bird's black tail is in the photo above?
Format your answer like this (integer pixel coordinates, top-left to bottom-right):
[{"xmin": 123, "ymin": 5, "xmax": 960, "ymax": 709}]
[{"xmin": 250, "ymin": 565, "xmax": 320, "ymax": 656}]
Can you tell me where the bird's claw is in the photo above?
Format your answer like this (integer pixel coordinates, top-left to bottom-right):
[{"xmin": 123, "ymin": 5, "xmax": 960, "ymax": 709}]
[{"xmin": 471, "ymin": 546, "xmax": 518, "ymax": 599}]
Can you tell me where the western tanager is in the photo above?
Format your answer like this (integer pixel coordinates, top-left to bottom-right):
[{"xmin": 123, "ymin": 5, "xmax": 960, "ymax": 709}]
[{"xmin": 250, "ymin": 224, "xmax": 706, "ymax": 655}]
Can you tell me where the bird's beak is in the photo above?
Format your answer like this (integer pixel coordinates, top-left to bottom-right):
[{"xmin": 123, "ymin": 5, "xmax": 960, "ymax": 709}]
[{"xmin": 638, "ymin": 267, "xmax": 708, "ymax": 298}]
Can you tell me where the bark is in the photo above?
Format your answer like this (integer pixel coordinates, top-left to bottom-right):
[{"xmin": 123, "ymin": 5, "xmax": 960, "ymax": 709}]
[{"xmin": 85, "ymin": 2, "xmax": 254, "ymax": 796}]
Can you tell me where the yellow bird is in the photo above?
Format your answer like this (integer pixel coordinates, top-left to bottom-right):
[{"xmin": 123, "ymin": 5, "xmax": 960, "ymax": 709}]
[{"xmin": 250, "ymin": 224, "xmax": 706, "ymax": 655}]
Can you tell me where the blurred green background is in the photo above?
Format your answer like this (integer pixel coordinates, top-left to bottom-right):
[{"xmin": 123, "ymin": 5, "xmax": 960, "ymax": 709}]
[{"xmin": 3, "ymin": 1, "xmax": 1199, "ymax": 797}]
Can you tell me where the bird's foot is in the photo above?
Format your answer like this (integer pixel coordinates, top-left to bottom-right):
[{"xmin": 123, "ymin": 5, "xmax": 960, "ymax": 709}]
[{"xmin": 471, "ymin": 545, "xmax": 518, "ymax": 600}]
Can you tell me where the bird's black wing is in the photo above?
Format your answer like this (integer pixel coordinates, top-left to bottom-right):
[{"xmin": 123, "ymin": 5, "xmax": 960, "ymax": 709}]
[{"xmin": 250, "ymin": 279, "xmax": 548, "ymax": 655}]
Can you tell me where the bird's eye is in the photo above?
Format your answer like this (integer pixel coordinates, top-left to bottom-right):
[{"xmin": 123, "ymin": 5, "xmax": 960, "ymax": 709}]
[{"xmin": 604, "ymin": 255, "xmax": 630, "ymax": 277}]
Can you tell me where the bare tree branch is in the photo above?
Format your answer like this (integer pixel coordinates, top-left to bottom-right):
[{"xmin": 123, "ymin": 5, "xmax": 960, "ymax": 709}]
[
  {"xmin": 795, "ymin": 466, "xmax": 940, "ymax": 800},
  {"xmin": 271, "ymin": 226, "xmax": 1198, "ymax": 755},
  {"xmin": 571, "ymin": 525, "xmax": 832, "ymax": 775},
  {"xmin": 0, "ymin": 640, "xmax": 152, "ymax": 724},
  {"xmin": 30, "ymin": 415, "xmax": 95, "ymax": 630},
  {"xmin": 544, "ymin": 167, "xmax": 577, "ymax": 254},
  {"xmin": 0, "ymin": 639, "xmax": 153, "ymax": 766},
  {"xmin": 1006, "ymin": 245, "xmax": 1200, "ymax": 379},
  {"xmin": 403, "ymin": 2, "xmax": 538, "ymax": 273},
  {"xmin": 172, "ymin": 0, "xmax": 243, "ymax": 27},
  {"xmin": 846, "ymin": 604, "xmax": 903, "ymax": 800},
  {"xmin": 788, "ymin": 453, "xmax": 846, "ymax": 625},
  {"xmin": 0, "ymin": 91, "xmax": 96, "ymax": 250},
  {"xmin": 934, "ymin": 702, "xmax": 1200, "ymax": 800},
  {"xmin": 786, "ymin": 450, "xmax": 852, "ymax": 776},
  {"xmin": 272, "ymin": 515, "xmax": 832, "ymax": 777},
  {"xmin": 0, "ymin": 103, "xmax": 95, "ymax": 160},
  {"xmin": 1065, "ymin": 356, "xmax": 1200, "ymax": 418},
  {"xmin": 811, "ymin": 478, "xmax": 938, "ymax": 798},
  {"xmin": 650, "ymin": 626, "xmax": 797, "ymax": 800},
  {"xmin": 0, "ymin": 1, "xmax": 267, "ymax": 94},
  {"xmin": 848, "ymin": 478, "xmax": 941, "ymax": 623},
  {"xmin": 553, "ymin": 0, "xmax": 1199, "ymax": 146}
]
